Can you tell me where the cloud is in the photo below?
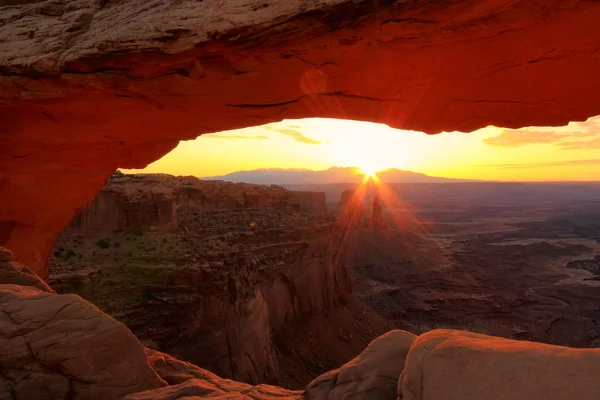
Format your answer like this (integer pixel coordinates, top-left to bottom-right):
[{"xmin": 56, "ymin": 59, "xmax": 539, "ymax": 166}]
[
  {"xmin": 263, "ymin": 125, "xmax": 321, "ymax": 145},
  {"xmin": 483, "ymin": 131, "xmax": 573, "ymax": 147},
  {"xmin": 482, "ymin": 116, "xmax": 600, "ymax": 150},
  {"xmin": 477, "ymin": 158, "xmax": 600, "ymax": 169},
  {"xmin": 205, "ymin": 134, "xmax": 269, "ymax": 140},
  {"xmin": 559, "ymin": 136, "xmax": 600, "ymax": 150}
]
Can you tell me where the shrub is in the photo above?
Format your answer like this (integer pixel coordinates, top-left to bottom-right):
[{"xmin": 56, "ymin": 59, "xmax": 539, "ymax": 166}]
[
  {"xmin": 113, "ymin": 242, "xmax": 120, "ymax": 248},
  {"xmin": 141, "ymin": 287, "xmax": 154, "ymax": 301},
  {"xmin": 95, "ymin": 239, "xmax": 110, "ymax": 249},
  {"xmin": 134, "ymin": 230, "xmax": 144, "ymax": 237},
  {"xmin": 63, "ymin": 250, "xmax": 76, "ymax": 262}
]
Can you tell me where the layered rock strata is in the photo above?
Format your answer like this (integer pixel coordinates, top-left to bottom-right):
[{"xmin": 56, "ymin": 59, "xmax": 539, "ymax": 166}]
[{"xmin": 48, "ymin": 174, "xmax": 386, "ymax": 387}]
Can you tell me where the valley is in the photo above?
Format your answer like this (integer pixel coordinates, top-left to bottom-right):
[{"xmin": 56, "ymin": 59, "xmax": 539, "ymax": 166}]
[{"xmin": 344, "ymin": 182, "xmax": 600, "ymax": 348}]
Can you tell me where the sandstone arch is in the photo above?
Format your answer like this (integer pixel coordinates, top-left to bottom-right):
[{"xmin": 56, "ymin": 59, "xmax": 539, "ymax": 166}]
[{"xmin": 2, "ymin": 0, "xmax": 600, "ymax": 277}]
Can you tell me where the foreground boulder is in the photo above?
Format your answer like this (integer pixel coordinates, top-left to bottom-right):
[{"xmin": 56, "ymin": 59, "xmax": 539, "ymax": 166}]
[
  {"xmin": 306, "ymin": 330, "xmax": 416, "ymax": 399},
  {"xmin": 0, "ymin": 284, "xmax": 166, "ymax": 399},
  {"xmin": 399, "ymin": 329, "xmax": 600, "ymax": 400},
  {"xmin": 126, "ymin": 349, "xmax": 302, "ymax": 399}
]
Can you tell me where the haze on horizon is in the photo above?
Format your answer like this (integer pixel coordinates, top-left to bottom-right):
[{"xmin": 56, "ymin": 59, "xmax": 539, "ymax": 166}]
[{"xmin": 123, "ymin": 116, "xmax": 600, "ymax": 182}]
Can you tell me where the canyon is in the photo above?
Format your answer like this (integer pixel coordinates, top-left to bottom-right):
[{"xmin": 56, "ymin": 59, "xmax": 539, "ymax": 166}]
[
  {"xmin": 48, "ymin": 173, "xmax": 393, "ymax": 388},
  {"xmin": 2, "ymin": 0, "xmax": 600, "ymax": 399},
  {"xmin": 44, "ymin": 174, "xmax": 600, "ymax": 396},
  {"xmin": 340, "ymin": 183, "xmax": 600, "ymax": 348}
]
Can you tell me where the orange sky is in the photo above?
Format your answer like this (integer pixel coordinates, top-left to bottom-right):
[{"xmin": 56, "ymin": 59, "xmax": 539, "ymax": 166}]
[{"xmin": 123, "ymin": 116, "xmax": 600, "ymax": 181}]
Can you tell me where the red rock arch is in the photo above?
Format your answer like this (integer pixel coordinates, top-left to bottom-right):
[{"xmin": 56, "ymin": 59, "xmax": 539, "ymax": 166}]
[{"xmin": 2, "ymin": 0, "xmax": 600, "ymax": 276}]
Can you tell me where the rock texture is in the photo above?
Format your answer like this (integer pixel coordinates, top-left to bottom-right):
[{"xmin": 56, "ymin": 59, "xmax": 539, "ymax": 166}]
[
  {"xmin": 306, "ymin": 330, "xmax": 416, "ymax": 400},
  {"xmin": 48, "ymin": 174, "xmax": 392, "ymax": 387},
  {"xmin": 4, "ymin": 253, "xmax": 600, "ymax": 399},
  {"xmin": 0, "ymin": 254, "xmax": 302, "ymax": 399},
  {"xmin": 127, "ymin": 349, "xmax": 303, "ymax": 400},
  {"xmin": 337, "ymin": 189, "xmax": 366, "ymax": 228},
  {"xmin": 0, "ymin": 283, "xmax": 167, "ymax": 399},
  {"xmin": 3, "ymin": 0, "xmax": 600, "ymax": 275},
  {"xmin": 0, "ymin": 246, "xmax": 54, "ymax": 293},
  {"xmin": 68, "ymin": 173, "xmax": 327, "ymax": 231},
  {"xmin": 399, "ymin": 329, "xmax": 600, "ymax": 400}
]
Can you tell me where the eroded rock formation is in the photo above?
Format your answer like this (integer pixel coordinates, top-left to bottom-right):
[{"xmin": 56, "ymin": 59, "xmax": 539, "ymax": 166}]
[
  {"xmin": 0, "ymin": 253, "xmax": 303, "ymax": 399},
  {"xmin": 0, "ymin": 284, "xmax": 166, "ymax": 399},
  {"xmin": 337, "ymin": 189, "xmax": 366, "ymax": 228},
  {"xmin": 306, "ymin": 330, "xmax": 416, "ymax": 400},
  {"xmin": 399, "ymin": 329, "xmax": 600, "ymax": 400},
  {"xmin": 47, "ymin": 174, "xmax": 392, "ymax": 387},
  {"xmin": 68, "ymin": 173, "xmax": 327, "ymax": 231},
  {"xmin": 4, "ymin": 251, "xmax": 600, "ymax": 399},
  {"xmin": 370, "ymin": 195, "xmax": 387, "ymax": 230},
  {"xmin": 3, "ymin": 0, "xmax": 600, "ymax": 275},
  {"xmin": 3, "ymin": 1, "xmax": 600, "ymax": 397}
]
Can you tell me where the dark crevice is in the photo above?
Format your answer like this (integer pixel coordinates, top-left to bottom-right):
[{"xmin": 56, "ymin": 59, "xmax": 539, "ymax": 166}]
[
  {"xmin": 41, "ymin": 112, "xmax": 58, "ymax": 123},
  {"xmin": 381, "ymin": 17, "xmax": 436, "ymax": 24},
  {"xmin": 226, "ymin": 96, "xmax": 306, "ymax": 108},
  {"xmin": 226, "ymin": 91, "xmax": 405, "ymax": 108}
]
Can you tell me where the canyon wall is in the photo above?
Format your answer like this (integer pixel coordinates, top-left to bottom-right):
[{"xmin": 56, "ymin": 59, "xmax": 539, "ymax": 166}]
[
  {"xmin": 49, "ymin": 174, "xmax": 361, "ymax": 386},
  {"xmin": 3, "ymin": 0, "xmax": 600, "ymax": 275},
  {"xmin": 68, "ymin": 173, "xmax": 328, "ymax": 231}
]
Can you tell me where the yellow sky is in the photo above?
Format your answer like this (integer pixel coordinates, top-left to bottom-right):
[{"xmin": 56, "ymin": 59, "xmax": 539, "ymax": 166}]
[{"xmin": 124, "ymin": 117, "xmax": 600, "ymax": 181}]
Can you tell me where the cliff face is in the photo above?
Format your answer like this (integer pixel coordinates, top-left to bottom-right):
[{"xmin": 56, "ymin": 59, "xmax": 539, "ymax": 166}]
[
  {"xmin": 68, "ymin": 174, "xmax": 328, "ymax": 231},
  {"xmin": 48, "ymin": 174, "xmax": 371, "ymax": 386},
  {"xmin": 286, "ymin": 191, "xmax": 328, "ymax": 214}
]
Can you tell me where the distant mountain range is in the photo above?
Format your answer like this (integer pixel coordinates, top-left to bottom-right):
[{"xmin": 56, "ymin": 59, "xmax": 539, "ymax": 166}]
[{"xmin": 200, "ymin": 167, "xmax": 474, "ymax": 185}]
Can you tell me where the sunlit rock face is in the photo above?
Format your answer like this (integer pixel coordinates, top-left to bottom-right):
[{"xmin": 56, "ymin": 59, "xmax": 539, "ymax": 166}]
[
  {"xmin": 2, "ymin": 0, "xmax": 600, "ymax": 276},
  {"xmin": 399, "ymin": 329, "xmax": 600, "ymax": 400},
  {"xmin": 66, "ymin": 173, "xmax": 327, "ymax": 231}
]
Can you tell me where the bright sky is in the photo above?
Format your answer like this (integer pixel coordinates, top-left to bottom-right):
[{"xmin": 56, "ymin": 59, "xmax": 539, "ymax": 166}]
[{"xmin": 124, "ymin": 116, "xmax": 600, "ymax": 181}]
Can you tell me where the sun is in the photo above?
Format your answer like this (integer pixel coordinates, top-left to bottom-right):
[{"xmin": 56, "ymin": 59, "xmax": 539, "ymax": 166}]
[{"xmin": 359, "ymin": 164, "xmax": 381, "ymax": 179}]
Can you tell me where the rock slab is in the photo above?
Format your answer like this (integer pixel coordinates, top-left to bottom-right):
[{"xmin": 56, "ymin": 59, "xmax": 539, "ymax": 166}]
[
  {"xmin": 399, "ymin": 329, "xmax": 600, "ymax": 400},
  {"xmin": 306, "ymin": 329, "xmax": 417, "ymax": 400}
]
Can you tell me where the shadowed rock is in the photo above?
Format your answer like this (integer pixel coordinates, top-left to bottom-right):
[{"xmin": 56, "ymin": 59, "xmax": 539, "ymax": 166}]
[
  {"xmin": 0, "ymin": 284, "xmax": 166, "ymax": 399},
  {"xmin": 133, "ymin": 349, "xmax": 303, "ymax": 399},
  {"xmin": 0, "ymin": 246, "xmax": 54, "ymax": 293},
  {"xmin": 305, "ymin": 330, "xmax": 416, "ymax": 400},
  {"xmin": 48, "ymin": 175, "xmax": 373, "ymax": 387}
]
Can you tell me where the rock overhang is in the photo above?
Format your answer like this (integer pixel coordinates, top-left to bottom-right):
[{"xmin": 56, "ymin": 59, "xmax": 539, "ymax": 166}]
[{"xmin": 1, "ymin": 0, "xmax": 600, "ymax": 276}]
